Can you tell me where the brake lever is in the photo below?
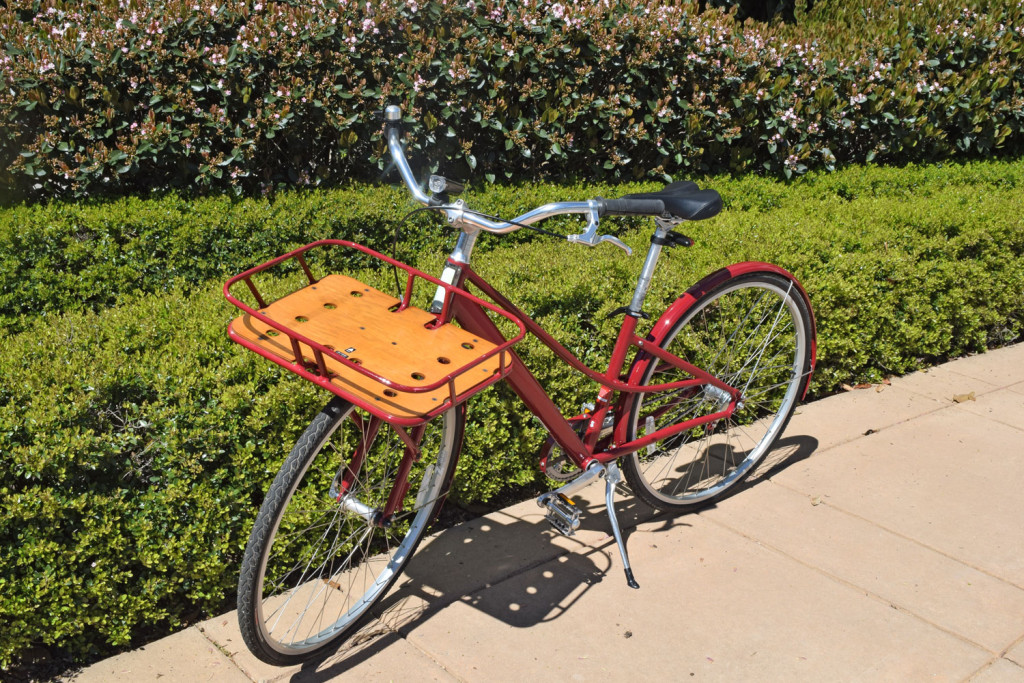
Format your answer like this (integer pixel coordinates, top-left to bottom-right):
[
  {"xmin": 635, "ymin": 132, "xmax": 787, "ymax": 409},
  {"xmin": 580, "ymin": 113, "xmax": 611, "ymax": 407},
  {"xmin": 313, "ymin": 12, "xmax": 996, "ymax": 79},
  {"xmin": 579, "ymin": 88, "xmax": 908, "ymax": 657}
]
[{"xmin": 566, "ymin": 202, "xmax": 633, "ymax": 256}]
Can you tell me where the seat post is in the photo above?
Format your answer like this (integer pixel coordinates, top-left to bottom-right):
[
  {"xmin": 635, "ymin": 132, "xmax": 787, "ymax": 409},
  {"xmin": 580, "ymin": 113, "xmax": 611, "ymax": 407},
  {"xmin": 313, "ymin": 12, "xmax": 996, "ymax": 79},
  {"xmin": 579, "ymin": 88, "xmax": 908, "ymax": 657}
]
[{"xmin": 627, "ymin": 218, "xmax": 676, "ymax": 315}]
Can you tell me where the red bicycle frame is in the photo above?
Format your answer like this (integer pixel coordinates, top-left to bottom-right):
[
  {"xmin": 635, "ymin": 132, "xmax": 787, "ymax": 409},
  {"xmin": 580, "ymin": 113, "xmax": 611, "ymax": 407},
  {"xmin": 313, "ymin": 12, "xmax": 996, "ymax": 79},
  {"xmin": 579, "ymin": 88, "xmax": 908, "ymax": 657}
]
[
  {"xmin": 446, "ymin": 263, "xmax": 743, "ymax": 473},
  {"xmin": 224, "ymin": 237, "xmax": 817, "ymax": 523}
]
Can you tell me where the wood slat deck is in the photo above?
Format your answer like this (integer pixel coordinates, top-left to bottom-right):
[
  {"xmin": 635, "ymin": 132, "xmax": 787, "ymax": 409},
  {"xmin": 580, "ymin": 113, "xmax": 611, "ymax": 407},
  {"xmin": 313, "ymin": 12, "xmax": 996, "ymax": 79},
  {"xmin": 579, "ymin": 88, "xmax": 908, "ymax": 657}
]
[{"xmin": 230, "ymin": 274, "xmax": 505, "ymax": 420}]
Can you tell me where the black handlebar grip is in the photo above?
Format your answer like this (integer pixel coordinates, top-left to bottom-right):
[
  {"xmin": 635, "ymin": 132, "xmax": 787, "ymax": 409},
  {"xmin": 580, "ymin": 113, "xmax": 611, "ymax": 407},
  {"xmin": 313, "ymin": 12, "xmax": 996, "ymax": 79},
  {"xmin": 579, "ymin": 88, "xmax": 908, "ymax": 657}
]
[{"xmin": 598, "ymin": 198, "xmax": 667, "ymax": 217}]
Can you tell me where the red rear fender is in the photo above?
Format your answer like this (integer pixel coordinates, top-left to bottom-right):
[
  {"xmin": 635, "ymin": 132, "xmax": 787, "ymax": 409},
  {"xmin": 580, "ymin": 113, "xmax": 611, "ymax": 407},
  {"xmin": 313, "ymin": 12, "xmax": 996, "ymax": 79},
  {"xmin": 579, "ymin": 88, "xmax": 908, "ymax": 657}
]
[{"xmin": 618, "ymin": 262, "xmax": 817, "ymax": 433}]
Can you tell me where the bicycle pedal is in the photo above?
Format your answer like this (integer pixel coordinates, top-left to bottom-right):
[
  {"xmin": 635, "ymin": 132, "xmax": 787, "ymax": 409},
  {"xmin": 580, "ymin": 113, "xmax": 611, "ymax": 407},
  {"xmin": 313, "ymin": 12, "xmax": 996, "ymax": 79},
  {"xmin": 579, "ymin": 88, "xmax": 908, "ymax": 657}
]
[{"xmin": 541, "ymin": 493, "xmax": 581, "ymax": 537}]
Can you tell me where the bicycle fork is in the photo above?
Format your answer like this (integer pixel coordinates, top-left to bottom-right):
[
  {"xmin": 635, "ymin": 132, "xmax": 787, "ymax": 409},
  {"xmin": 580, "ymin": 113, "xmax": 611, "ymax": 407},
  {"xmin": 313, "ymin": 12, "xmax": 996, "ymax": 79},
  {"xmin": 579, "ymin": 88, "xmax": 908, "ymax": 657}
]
[{"xmin": 537, "ymin": 461, "xmax": 640, "ymax": 589}]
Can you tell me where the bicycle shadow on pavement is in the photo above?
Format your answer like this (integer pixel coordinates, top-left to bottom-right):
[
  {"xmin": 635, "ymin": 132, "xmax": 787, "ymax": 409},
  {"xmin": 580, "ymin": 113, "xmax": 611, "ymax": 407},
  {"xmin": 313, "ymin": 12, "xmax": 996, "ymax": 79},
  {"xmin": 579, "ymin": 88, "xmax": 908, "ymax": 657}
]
[
  {"xmin": 575, "ymin": 433, "xmax": 820, "ymax": 551},
  {"xmin": 744, "ymin": 433, "xmax": 819, "ymax": 487},
  {"xmin": 289, "ymin": 433, "xmax": 818, "ymax": 681},
  {"xmin": 288, "ymin": 510, "xmax": 611, "ymax": 681}
]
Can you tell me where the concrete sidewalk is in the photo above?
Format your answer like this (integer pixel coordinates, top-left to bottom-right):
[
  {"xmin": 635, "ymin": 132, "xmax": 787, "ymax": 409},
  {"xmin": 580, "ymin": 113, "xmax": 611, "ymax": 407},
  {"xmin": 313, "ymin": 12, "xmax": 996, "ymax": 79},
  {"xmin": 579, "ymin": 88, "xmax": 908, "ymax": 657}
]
[{"xmin": 71, "ymin": 344, "xmax": 1024, "ymax": 682}]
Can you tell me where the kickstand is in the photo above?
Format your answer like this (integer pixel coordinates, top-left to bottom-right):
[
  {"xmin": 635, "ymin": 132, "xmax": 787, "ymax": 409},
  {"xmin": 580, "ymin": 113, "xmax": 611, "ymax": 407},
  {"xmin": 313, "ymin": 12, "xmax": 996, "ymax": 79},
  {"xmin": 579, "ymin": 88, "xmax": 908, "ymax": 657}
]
[{"xmin": 604, "ymin": 463, "xmax": 640, "ymax": 589}]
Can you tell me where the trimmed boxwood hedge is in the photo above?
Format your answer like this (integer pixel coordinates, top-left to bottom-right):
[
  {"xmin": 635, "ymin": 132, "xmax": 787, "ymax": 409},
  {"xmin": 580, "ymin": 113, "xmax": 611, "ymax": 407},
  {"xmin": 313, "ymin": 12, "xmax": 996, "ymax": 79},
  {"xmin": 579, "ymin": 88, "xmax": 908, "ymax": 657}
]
[
  {"xmin": 1, "ymin": 160, "xmax": 1023, "ymax": 673},
  {"xmin": 0, "ymin": 179, "xmax": 665, "ymax": 335},
  {"xmin": 2, "ymin": 0, "xmax": 1022, "ymax": 202}
]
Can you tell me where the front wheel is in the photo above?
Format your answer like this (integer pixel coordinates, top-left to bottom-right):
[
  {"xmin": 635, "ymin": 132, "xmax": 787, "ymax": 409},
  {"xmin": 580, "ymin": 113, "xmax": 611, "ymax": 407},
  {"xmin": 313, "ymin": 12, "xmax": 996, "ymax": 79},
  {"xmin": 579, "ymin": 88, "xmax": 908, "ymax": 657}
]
[
  {"xmin": 237, "ymin": 398, "xmax": 464, "ymax": 665},
  {"xmin": 622, "ymin": 271, "xmax": 813, "ymax": 512}
]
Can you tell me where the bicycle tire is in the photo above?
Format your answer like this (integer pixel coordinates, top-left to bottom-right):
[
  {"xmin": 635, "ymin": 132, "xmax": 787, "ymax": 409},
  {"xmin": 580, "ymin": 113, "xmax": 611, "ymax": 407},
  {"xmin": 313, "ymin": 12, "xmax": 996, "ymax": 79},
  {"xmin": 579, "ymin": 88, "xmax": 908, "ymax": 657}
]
[
  {"xmin": 622, "ymin": 271, "xmax": 813, "ymax": 512},
  {"xmin": 237, "ymin": 397, "xmax": 464, "ymax": 665}
]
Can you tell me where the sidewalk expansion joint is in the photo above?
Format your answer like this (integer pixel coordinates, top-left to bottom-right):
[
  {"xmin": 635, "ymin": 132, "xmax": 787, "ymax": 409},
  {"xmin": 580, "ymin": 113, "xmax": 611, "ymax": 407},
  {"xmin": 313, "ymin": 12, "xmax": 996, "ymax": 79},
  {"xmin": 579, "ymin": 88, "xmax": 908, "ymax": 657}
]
[
  {"xmin": 700, "ymin": 501, "xmax": 1003, "ymax": 657},
  {"xmin": 963, "ymin": 655, "xmax": 1024, "ymax": 682},
  {"xmin": 954, "ymin": 405, "xmax": 1024, "ymax": 435},
  {"xmin": 944, "ymin": 368, "xmax": 1021, "ymax": 394},
  {"xmin": 1002, "ymin": 632, "xmax": 1024, "ymax": 664},
  {"xmin": 193, "ymin": 624, "xmax": 255, "ymax": 682},
  {"xmin": 363, "ymin": 611, "xmax": 470, "ymax": 683},
  {"xmin": 404, "ymin": 639, "xmax": 471, "ymax": 683},
  {"xmin": 768, "ymin": 477, "xmax": 1024, "ymax": 593},
  {"xmin": 793, "ymin": 394, "xmax": 952, "ymax": 460},
  {"xmin": 770, "ymin": 475, "xmax": 1024, "ymax": 593}
]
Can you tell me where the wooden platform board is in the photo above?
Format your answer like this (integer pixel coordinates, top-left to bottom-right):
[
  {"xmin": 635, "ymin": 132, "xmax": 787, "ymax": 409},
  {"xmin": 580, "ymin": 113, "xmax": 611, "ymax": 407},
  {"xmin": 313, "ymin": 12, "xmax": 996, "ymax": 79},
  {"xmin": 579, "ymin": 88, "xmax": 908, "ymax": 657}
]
[{"xmin": 229, "ymin": 274, "xmax": 505, "ymax": 420}]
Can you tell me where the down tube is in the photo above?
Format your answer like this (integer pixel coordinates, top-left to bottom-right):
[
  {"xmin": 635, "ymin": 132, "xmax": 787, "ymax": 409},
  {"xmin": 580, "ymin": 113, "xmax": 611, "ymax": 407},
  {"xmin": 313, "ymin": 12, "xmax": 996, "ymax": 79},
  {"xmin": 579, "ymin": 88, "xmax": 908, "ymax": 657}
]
[{"xmin": 450, "ymin": 297, "xmax": 590, "ymax": 464}]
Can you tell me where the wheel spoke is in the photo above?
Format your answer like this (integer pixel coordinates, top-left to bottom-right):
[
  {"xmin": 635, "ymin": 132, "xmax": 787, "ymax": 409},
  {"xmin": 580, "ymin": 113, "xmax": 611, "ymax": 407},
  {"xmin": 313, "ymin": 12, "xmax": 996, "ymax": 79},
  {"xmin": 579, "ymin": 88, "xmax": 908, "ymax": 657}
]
[
  {"xmin": 238, "ymin": 401, "xmax": 462, "ymax": 664},
  {"xmin": 624, "ymin": 275, "xmax": 810, "ymax": 510}
]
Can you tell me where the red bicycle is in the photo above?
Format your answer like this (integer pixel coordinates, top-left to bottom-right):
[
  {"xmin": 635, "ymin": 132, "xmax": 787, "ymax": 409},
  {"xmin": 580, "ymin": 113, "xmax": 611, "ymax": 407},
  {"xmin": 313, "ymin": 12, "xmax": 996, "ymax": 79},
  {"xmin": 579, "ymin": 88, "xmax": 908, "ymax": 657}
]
[{"xmin": 225, "ymin": 105, "xmax": 816, "ymax": 665}]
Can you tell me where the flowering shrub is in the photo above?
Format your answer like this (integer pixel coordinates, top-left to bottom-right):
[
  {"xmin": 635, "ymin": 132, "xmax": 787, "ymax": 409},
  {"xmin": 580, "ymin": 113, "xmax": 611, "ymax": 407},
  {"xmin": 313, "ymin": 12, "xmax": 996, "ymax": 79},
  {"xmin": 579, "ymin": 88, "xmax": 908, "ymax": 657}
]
[{"xmin": 1, "ymin": 0, "xmax": 1022, "ymax": 202}]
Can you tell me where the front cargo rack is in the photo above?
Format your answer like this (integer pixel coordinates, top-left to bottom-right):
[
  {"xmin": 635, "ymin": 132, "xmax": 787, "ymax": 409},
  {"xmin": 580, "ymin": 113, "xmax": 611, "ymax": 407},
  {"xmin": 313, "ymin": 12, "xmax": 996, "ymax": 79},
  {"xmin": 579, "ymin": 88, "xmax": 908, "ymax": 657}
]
[{"xmin": 224, "ymin": 240, "xmax": 525, "ymax": 426}]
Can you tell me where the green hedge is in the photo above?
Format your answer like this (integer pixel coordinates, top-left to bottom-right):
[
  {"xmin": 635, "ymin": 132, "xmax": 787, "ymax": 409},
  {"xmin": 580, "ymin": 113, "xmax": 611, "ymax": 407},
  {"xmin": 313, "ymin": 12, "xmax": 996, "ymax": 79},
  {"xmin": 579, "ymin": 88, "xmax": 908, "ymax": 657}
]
[
  {"xmin": 2, "ymin": 161, "xmax": 1024, "ymax": 672},
  {"xmin": 0, "ymin": 180, "xmax": 661, "ymax": 335},
  {"xmin": 2, "ymin": 0, "xmax": 1022, "ymax": 202}
]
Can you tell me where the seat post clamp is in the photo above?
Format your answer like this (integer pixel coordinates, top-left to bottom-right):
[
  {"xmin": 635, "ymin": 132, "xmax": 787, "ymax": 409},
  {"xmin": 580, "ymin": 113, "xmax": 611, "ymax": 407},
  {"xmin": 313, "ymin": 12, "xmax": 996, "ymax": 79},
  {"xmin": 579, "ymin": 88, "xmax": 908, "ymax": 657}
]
[{"xmin": 651, "ymin": 231, "xmax": 694, "ymax": 248}]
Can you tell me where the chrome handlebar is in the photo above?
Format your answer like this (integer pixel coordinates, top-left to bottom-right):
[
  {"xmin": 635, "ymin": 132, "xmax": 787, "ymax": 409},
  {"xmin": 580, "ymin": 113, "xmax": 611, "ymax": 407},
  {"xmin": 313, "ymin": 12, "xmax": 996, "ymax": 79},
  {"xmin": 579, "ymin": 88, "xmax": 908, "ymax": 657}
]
[
  {"xmin": 385, "ymin": 106, "xmax": 432, "ymax": 205},
  {"xmin": 384, "ymin": 105, "xmax": 631, "ymax": 255}
]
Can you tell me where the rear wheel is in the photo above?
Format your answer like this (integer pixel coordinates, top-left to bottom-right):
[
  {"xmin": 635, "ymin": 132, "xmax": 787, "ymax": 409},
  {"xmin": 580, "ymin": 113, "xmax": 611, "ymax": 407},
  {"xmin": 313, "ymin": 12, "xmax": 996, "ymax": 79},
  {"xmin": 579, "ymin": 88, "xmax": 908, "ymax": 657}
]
[
  {"xmin": 237, "ymin": 398, "xmax": 464, "ymax": 665},
  {"xmin": 622, "ymin": 272, "xmax": 812, "ymax": 511}
]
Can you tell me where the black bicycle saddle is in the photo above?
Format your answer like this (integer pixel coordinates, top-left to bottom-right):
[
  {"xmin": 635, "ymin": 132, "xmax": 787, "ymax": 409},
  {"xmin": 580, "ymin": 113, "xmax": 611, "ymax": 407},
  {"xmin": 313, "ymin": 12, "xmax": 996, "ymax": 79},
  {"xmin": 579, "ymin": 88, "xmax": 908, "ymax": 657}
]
[{"xmin": 598, "ymin": 181, "xmax": 722, "ymax": 221}]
